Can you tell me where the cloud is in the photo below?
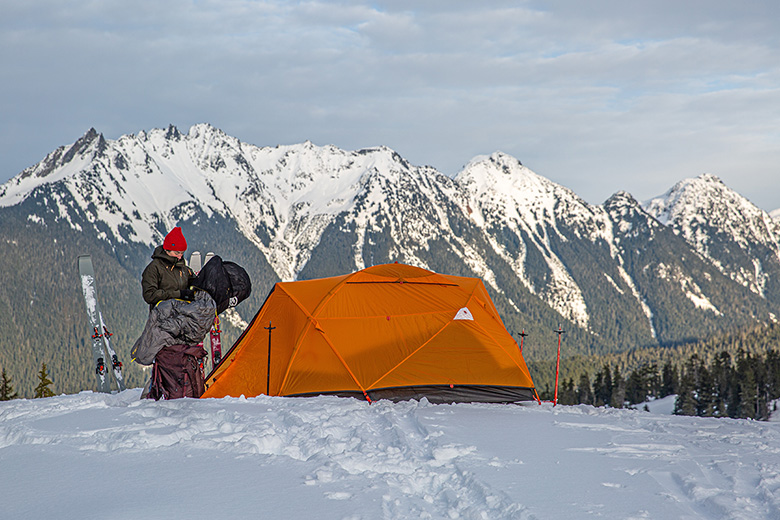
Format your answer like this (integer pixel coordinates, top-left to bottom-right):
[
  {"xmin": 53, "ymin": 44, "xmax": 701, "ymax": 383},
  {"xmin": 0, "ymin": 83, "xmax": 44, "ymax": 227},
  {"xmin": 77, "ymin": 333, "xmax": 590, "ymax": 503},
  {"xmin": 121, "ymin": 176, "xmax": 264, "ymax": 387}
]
[{"xmin": 1, "ymin": 0, "xmax": 778, "ymax": 210}]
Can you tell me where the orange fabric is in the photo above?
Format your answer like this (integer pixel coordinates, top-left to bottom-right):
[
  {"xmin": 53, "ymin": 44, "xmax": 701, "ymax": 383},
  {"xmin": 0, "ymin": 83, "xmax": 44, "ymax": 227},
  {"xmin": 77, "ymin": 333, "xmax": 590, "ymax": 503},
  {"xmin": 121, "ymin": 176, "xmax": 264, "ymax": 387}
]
[{"xmin": 202, "ymin": 263, "xmax": 535, "ymax": 398}]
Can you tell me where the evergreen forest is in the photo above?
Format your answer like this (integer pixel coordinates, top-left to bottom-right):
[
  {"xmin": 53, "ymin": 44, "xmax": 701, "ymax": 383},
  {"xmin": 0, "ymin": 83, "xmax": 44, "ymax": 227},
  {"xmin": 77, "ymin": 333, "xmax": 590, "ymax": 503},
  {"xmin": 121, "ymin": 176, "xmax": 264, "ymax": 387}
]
[{"xmin": 534, "ymin": 322, "xmax": 780, "ymax": 420}]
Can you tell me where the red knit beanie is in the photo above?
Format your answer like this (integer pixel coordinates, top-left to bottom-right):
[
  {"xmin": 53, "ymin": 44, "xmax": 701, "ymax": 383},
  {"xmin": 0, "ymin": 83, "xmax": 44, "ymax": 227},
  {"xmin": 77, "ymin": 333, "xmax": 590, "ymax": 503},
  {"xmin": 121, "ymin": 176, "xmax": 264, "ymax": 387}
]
[{"xmin": 163, "ymin": 227, "xmax": 187, "ymax": 251}]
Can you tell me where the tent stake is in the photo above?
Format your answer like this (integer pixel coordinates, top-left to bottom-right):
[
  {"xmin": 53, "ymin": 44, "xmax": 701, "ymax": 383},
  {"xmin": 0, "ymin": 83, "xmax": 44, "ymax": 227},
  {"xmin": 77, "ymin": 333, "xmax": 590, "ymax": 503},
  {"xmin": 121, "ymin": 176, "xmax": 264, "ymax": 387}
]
[
  {"xmin": 553, "ymin": 324, "xmax": 565, "ymax": 406},
  {"xmin": 265, "ymin": 322, "xmax": 276, "ymax": 395}
]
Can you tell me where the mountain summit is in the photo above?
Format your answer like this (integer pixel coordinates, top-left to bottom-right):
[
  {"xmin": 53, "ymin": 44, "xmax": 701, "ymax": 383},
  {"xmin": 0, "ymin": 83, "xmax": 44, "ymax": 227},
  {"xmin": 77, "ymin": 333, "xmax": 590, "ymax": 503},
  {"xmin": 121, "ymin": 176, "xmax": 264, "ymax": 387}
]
[{"xmin": 644, "ymin": 173, "xmax": 780, "ymax": 298}]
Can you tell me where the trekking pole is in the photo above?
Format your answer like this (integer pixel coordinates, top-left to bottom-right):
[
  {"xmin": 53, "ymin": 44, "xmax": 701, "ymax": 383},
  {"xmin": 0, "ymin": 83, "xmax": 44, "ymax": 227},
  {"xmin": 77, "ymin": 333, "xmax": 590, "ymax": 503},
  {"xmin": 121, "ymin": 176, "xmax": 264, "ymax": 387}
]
[
  {"xmin": 518, "ymin": 329, "xmax": 527, "ymax": 353},
  {"xmin": 554, "ymin": 324, "xmax": 565, "ymax": 406},
  {"xmin": 265, "ymin": 322, "xmax": 276, "ymax": 395}
]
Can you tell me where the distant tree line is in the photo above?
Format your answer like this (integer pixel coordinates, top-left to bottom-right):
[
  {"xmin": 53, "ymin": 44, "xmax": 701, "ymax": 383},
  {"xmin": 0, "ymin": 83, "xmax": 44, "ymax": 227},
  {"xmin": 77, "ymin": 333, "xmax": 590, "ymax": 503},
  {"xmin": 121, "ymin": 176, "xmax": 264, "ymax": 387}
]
[
  {"xmin": 673, "ymin": 350, "xmax": 780, "ymax": 420},
  {"xmin": 538, "ymin": 349, "xmax": 780, "ymax": 420}
]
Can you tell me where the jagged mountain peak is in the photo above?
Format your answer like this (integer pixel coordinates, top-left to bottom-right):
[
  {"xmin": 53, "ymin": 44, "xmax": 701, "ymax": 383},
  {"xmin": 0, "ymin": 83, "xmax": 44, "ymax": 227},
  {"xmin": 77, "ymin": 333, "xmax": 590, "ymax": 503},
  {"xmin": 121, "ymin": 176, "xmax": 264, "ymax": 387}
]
[
  {"xmin": 643, "ymin": 173, "xmax": 778, "ymax": 246},
  {"xmin": 604, "ymin": 190, "xmax": 642, "ymax": 219},
  {"xmin": 0, "ymin": 127, "xmax": 109, "ymax": 207},
  {"xmin": 458, "ymin": 151, "xmax": 569, "ymax": 204},
  {"xmin": 457, "ymin": 151, "xmax": 533, "ymax": 189},
  {"xmin": 604, "ymin": 190, "xmax": 664, "ymax": 238},
  {"xmin": 605, "ymin": 190, "xmax": 639, "ymax": 207},
  {"xmin": 643, "ymin": 173, "xmax": 729, "ymax": 225},
  {"xmin": 457, "ymin": 150, "xmax": 602, "ymax": 238}
]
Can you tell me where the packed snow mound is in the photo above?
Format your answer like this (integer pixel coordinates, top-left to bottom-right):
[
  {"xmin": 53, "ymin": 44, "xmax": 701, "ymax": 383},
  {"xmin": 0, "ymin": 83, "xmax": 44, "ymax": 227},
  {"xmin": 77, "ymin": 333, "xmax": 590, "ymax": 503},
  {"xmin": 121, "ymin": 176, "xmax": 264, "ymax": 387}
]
[{"xmin": 2, "ymin": 390, "xmax": 779, "ymax": 519}]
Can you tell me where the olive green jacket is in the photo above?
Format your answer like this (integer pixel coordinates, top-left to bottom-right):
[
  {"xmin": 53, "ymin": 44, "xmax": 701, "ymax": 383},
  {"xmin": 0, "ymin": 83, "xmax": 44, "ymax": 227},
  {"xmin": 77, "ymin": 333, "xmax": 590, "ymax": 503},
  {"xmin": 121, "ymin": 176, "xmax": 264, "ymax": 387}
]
[{"xmin": 141, "ymin": 246, "xmax": 194, "ymax": 310}]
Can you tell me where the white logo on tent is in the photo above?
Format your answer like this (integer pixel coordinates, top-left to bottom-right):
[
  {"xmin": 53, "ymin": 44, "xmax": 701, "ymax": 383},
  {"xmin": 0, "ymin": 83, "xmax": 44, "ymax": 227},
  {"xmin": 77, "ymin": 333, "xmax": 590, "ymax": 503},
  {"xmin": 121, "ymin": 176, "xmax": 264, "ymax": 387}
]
[{"xmin": 454, "ymin": 307, "xmax": 474, "ymax": 321}]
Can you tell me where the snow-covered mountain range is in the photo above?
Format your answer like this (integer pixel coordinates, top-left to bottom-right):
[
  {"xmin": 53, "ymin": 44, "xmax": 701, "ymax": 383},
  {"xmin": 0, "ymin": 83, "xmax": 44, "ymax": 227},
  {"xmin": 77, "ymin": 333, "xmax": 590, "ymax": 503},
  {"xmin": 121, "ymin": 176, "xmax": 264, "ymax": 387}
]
[{"xmin": 1, "ymin": 124, "xmax": 779, "ymax": 394}]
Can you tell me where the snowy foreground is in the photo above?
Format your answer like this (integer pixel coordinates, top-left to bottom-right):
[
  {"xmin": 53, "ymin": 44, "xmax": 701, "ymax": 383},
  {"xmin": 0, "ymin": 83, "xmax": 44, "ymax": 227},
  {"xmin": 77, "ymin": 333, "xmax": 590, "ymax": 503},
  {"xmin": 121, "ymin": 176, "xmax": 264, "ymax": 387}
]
[{"xmin": 2, "ymin": 391, "xmax": 780, "ymax": 520}]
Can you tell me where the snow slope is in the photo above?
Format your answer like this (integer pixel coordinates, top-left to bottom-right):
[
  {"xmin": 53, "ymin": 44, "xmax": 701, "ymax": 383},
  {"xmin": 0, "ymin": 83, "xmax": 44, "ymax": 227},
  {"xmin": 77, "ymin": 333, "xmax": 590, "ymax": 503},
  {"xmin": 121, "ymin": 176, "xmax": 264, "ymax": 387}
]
[{"xmin": 2, "ymin": 391, "xmax": 779, "ymax": 519}]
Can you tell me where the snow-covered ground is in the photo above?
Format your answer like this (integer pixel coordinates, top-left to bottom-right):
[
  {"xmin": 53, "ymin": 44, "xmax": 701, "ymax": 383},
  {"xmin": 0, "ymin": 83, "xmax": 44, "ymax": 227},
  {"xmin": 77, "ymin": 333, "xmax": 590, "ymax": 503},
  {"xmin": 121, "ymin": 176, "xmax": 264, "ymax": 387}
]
[{"xmin": 2, "ymin": 391, "xmax": 779, "ymax": 519}]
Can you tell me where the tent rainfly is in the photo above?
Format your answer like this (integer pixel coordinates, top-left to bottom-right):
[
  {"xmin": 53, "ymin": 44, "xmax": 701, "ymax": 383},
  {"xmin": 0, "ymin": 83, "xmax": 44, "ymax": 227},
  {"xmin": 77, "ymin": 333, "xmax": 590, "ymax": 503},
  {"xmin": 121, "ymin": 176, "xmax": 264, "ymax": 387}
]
[{"xmin": 202, "ymin": 263, "xmax": 537, "ymax": 403}]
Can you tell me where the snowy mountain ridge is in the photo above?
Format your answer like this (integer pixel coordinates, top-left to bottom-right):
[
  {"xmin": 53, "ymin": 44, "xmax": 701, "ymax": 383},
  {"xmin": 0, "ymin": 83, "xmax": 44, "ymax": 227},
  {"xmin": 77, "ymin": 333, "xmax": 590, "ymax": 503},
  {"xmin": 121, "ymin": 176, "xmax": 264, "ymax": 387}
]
[
  {"xmin": 1, "ymin": 124, "xmax": 779, "ymax": 372},
  {"xmin": 1, "ymin": 124, "xmax": 431, "ymax": 281}
]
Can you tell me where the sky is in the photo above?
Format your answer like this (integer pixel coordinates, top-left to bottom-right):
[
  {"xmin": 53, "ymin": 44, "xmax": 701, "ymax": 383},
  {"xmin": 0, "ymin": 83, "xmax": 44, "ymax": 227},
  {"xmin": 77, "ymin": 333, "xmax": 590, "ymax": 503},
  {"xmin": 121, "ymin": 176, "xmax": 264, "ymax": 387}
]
[{"xmin": 2, "ymin": 0, "xmax": 779, "ymax": 211}]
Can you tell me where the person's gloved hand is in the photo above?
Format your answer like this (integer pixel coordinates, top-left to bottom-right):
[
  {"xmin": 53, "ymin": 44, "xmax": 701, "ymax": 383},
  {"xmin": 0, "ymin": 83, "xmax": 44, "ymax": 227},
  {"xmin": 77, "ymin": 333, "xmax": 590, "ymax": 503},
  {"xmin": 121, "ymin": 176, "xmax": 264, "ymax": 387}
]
[{"xmin": 180, "ymin": 288, "xmax": 195, "ymax": 301}]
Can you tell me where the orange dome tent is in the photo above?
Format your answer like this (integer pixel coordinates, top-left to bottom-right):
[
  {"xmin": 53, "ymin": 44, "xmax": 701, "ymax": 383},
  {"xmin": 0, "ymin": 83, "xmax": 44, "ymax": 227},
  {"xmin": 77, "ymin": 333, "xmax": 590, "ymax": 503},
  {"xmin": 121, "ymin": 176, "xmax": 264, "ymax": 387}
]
[{"xmin": 202, "ymin": 263, "xmax": 537, "ymax": 403}]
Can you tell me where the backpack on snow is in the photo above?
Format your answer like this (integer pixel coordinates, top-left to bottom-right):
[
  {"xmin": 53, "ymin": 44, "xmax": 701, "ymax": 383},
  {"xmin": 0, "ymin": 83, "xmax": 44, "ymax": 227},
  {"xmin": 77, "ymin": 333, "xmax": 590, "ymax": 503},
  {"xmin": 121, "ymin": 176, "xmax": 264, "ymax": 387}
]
[{"xmin": 146, "ymin": 344, "xmax": 208, "ymax": 400}]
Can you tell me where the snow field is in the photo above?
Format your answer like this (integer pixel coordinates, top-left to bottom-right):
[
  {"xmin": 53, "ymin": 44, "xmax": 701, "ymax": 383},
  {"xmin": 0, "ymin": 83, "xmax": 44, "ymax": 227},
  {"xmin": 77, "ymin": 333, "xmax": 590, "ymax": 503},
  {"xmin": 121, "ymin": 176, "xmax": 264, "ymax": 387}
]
[{"xmin": 1, "ymin": 390, "xmax": 779, "ymax": 519}]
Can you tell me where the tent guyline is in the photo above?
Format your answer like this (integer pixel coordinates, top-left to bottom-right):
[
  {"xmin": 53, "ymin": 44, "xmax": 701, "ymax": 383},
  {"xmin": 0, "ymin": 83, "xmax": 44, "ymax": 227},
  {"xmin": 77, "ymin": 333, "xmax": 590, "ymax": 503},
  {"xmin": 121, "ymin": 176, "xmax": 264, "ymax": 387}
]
[{"xmin": 202, "ymin": 263, "xmax": 537, "ymax": 404}]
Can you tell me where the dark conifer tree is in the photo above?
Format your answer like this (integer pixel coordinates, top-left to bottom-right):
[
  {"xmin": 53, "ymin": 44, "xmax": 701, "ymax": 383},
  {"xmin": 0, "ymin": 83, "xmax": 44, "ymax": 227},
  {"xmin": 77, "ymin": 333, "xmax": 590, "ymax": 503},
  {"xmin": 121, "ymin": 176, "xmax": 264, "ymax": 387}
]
[
  {"xmin": 674, "ymin": 366, "xmax": 697, "ymax": 416},
  {"xmin": 646, "ymin": 363, "xmax": 661, "ymax": 399},
  {"xmin": 752, "ymin": 356, "xmax": 770, "ymax": 420},
  {"xmin": 610, "ymin": 366, "xmax": 626, "ymax": 409},
  {"xmin": 736, "ymin": 352, "xmax": 757, "ymax": 419},
  {"xmin": 660, "ymin": 361, "xmax": 678, "ymax": 398},
  {"xmin": 559, "ymin": 378, "xmax": 577, "ymax": 405},
  {"xmin": 710, "ymin": 351, "xmax": 732, "ymax": 417},
  {"xmin": 592, "ymin": 370, "xmax": 605, "ymax": 406},
  {"xmin": 1, "ymin": 368, "xmax": 19, "ymax": 400},
  {"xmin": 33, "ymin": 363, "xmax": 55, "ymax": 399},
  {"xmin": 766, "ymin": 350, "xmax": 780, "ymax": 402},
  {"xmin": 696, "ymin": 361, "xmax": 715, "ymax": 417},
  {"xmin": 593, "ymin": 365, "xmax": 613, "ymax": 407},
  {"xmin": 626, "ymin": 368, "xmax": 644, "ymax": 405},
  {"xmin": 766, "ymin": 350, "xmax": 780, "ymax": 401},
  {"xmin": 577, "ymin": 372, "xmax": 593, "ymax": 405},
  {"xmin": 626, "ymin": 364, "xmax": 658, "ymax": 405}
]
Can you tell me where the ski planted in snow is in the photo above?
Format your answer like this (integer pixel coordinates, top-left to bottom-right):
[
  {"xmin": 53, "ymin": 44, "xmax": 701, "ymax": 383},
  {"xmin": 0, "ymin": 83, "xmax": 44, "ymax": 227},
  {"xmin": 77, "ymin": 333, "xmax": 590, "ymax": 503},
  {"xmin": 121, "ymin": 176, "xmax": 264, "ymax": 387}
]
[{"xmin": 78, "ymin": 255, "xmax": 125, "ymax": 392}]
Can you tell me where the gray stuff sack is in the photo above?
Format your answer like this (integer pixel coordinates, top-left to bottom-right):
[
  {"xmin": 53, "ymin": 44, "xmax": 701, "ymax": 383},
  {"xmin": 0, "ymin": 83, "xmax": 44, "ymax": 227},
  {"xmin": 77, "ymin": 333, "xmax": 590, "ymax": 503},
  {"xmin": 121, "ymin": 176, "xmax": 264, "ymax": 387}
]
[{"xmin": 131, "ymin": 291, "xmax": 217, "ymax": 366}]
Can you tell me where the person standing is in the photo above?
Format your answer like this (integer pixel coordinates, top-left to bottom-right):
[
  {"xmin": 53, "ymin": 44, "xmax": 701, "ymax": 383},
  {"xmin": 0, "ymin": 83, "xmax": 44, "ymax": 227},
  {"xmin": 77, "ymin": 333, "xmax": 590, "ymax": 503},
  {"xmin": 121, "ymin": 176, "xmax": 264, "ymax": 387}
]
[
  {"xmin": 137, "ymin": 226, "xmax": 208, "ymax": 399},
  {"xmin": 141, "ymin": 227, "xmax": 194, "ymax": 310}
]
